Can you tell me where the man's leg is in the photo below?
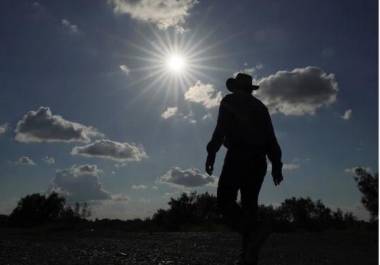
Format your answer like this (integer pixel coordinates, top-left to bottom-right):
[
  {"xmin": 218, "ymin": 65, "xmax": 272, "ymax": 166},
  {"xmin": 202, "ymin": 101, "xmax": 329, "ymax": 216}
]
[
  {"xmin": 217, "ymin": 151, "xmax": 247, "ymax": 264},
  {"xmin": 218, "ymin": 174, "xmax": 249, "ymax": 265},
  {"xmin": 217, "ymin": 180, "xmax": 241, "ymax": 233},
  {"xmin": 216, "ymin": 151, "xmax": 243, "ymax": 232},
  {"xmin": 241, "ymin": 156, "xmax": 267, "ymax": 264}
]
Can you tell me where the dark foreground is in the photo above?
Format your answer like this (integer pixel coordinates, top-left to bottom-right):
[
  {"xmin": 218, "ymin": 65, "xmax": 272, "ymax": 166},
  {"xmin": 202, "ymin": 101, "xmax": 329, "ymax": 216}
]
[{"xmin": 0, "ymin": 229, "xmax": 377, "ymax": 265}]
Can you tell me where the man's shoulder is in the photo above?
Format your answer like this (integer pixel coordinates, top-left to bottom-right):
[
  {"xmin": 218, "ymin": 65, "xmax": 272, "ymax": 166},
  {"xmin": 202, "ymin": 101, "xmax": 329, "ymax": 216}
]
[
  {"xmin": 220, "ymin": 93, "xmax": 237, "ymax": 105},
  {"xmin": 221, "ymin": 93, "xmax": 269, "ymax": 112},
  {"xmin": 251, "ymin": 95, "xmax": 268, "ymax": 109},
  {"xmin": 222, "ymin": 93, "xmax": 235, "ymax": 101}
]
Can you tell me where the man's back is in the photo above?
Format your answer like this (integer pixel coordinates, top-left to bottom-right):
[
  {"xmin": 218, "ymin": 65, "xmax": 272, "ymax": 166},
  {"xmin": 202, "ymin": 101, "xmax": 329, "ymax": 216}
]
[
  {"xmin": 221, "ymin": 92, "xmax": 272, "ymax": 151},
  {"xmin": 207, "ymin": 91, "xmax": 281, "ymax": 167}
]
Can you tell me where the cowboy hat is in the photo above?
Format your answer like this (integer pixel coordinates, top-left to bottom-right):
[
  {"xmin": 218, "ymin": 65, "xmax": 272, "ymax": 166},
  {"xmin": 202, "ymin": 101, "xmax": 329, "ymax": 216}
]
[{"xmin": 226, "ymin": 73, "xmax": 259, "ymax": 92}]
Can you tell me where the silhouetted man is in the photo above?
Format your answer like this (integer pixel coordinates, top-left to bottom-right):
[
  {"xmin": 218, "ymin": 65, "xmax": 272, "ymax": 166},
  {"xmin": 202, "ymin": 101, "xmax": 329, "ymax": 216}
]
[{"xmin": 205, "ymin": 73, "xmax": 283, "ymax": 265}]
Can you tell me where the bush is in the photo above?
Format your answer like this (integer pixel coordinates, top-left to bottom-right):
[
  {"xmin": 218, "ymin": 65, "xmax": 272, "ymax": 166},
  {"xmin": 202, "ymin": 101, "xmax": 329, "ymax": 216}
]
[
  {"xmin": 8, "ymin": 192, "xmax": 90, "ymax": 227},
  {"xmin": 354, "ymin": 168, "xmax": 378, "ymax": 222}
]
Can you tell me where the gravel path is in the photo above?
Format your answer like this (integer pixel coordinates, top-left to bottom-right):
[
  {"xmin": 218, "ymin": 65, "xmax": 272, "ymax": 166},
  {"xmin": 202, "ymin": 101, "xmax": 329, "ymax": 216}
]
[{"xmin": 0, "ymin": 229, "xmax": 377, "ymax": 265}]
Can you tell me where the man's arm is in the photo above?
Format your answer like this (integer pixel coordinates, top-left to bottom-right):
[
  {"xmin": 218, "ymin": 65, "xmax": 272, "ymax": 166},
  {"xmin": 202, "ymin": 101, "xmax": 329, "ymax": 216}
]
[
  {"xmin": 205, "ymin": 97, "xmax": 231, "ymax": 175},
  {"xmin": 207, "ymin": 100, "xmax": 228, "ymax": 155},
  {"xmin": 264, "ymin": 108, "xmax": 283, "ymax": 185}
]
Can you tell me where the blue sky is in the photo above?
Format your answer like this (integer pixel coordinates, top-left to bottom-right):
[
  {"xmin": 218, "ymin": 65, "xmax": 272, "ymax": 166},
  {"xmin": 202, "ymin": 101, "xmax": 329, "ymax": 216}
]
[{"xmin": 0, "ymin": 0, "xmax": 377, "ymax": 220}]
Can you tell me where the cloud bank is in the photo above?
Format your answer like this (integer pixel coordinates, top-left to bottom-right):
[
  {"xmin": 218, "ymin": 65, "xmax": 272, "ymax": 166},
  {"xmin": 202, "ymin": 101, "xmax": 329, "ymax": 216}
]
[
  {"xmin": 72, "ymin": 139, "xmax": 147, "ymax": 162},
  {"xmin": 159, "ymin": 167, "xmax": 216, "ymax": 188},
  {"xmin": 15, "ymin": 107, "xmax": 102, "ymax": 143},
  {"xmin": 185, "ymin": 81, "xmax": 222, "ymax": 109},
  {"xmin": 109, "ymin": 0, "xmax": 198, "ymax": 30},
  {"xmin": 257, "ymin": 66, "xmax": 338, "ymax": 115}
]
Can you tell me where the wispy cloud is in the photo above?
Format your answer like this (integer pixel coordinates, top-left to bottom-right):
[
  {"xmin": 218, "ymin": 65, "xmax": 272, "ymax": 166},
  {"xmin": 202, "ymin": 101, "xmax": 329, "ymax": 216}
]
[
  {"xmin": 42, "ymin": 156, "xmax": 55, "ymax": 165},
  {"xmin": 283, "ymin": 163, "xmax": 300, "ymax": 171},
  {"xmin": 344, "ymin": 166, "xmax": 372, "ymax": 175},
  {"xmin": 132, "ymin": 184, "xmax": 147, "ymax": 190},
  {"xmin": 119, "ymin": 64, "xmax": 130, "ymax": 75},
  {"xmin": 159, "ymin": 167, "xmax": 216, "ymax": 188},
  {"xmin": 161, "ymin": 107, "xmax": 178, "ymax": 119},
  {"xmin": 109, "ymin": 0, "xmax": 198, "ymax": 31},
  {"xmin": 61, "ymin": 18, "xmax": 79, "ymax": 33},
  {"xmin": 0, "ymin": 123, "xmax": 8, "ymax": 136},
  {"xmin": 184, "ymin": 81, "xmax": 222, "ymax": 109},
  {"xmin": 15, "ymin": 156, "xmax": 36, "ymax": 166},
  {"xmin": 72, "ymin": 139, "xmax": 147, "ymax": 162},
  {"xmin": 341, "ymin": 109, "xmax": 352, "ymax": 120}
]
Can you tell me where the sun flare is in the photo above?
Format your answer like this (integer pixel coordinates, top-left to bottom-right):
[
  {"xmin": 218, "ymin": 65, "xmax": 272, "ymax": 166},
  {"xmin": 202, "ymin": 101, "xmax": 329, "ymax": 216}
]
[
  {"xmin": 124, "ymin": 29, "xmax": 228, "ymax": 96},
  {"xmin": 166, "ymin": 53, "xmax": 187, "ymax": 74}
]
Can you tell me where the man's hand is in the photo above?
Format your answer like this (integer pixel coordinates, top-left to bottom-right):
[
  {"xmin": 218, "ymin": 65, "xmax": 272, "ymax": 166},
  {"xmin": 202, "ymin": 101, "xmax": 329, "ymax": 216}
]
[
  {"xmin": 272, "ymin": 167, "xmax": 283, "ymax": 186},
  {"xmin": 205, "ymin": 153, "xmax": 215, "ymax": 175}
]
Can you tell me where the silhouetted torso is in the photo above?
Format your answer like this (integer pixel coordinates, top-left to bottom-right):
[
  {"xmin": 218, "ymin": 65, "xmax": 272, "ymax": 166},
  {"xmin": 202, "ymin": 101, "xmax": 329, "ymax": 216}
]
[{"xmin": 207, "ymin": 91, "xmax": 282, "ymax": 167}]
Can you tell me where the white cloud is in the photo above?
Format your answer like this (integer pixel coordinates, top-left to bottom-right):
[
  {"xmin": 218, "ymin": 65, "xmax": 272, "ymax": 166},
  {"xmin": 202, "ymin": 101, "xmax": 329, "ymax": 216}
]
[
  {"xmin": 71, "ymin": 139, "xmax": 147, "ymax": 162},
  {"xmin": 341, "ymin": 109, "xmax": 352, "ymax": 120},
  {"xmin": 119, "ymin": 64, "xmax": 130, "ymax": 75},
  {"xmin": 151, "ymin": 186, "xmax": 158, "ymax": 190},
  {"xmin": 15, "ymin": 156, "xmax": 36, "ymax": 166},
  {"xmin": 15, "ymin": 107, "xmax": 102, "ymax": 143},
  {"xmin": 160, "ymin": 108, "xmax": 198, "ymax": 124},
  {"xmin": 50, "ymin": 164, "xmax": 110, "ymax": 202},
  {"xmin": 109, "ymin": 0, "xmax": 198, "ymax": 31},
  {"xmin": 256, "ymin": 66, "xmax": 338, "ymax": 115},
  {"xmin": 61, "ymin": 19, "xmax": 79, "ymax": 33},
  {"xmin": 159, "ymin": 167, "xmax": 216, "ymax": 188},
  {"xmin": 184, "ymin": 81, "xmax": 222, "ymax": 109},
  {"xmin": 42, "ymin": 156, "xmax": 55, "ymax": 165},
  {"xmin": 0, "ymin": 123, "xmax": 8, "ymax": 135},
  {"xmin": 131, "ymin": 184, "xmax": 147, "ymax": 190},
  {"xmin": 161, "ymin": 107, "xmax": 178, "ymax": 119}
]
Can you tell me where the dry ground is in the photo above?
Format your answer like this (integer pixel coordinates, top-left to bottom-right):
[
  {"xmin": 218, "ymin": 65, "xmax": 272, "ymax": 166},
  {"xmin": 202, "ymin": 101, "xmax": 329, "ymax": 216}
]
[{"xmin": 0, "ymin": 229, "xmax": 377, "ymax": 265}]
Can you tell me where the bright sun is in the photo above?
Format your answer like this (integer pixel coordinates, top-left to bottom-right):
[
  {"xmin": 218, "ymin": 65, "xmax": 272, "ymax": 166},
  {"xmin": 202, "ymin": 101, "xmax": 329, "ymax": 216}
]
[{"xmin": 166, "ymin": 53, "xmax": 187, "ymax": 74}]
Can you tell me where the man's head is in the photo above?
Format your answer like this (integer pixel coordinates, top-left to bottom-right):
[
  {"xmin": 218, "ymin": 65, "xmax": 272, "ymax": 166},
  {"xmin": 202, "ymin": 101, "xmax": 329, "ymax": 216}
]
[{"xmin": 226, "ymin": 73, "xmax": 259, "ymax": 93}]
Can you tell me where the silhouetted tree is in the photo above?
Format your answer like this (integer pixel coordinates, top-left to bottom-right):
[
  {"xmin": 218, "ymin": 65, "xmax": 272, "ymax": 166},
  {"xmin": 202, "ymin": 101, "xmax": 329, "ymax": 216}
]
[
  {"xmin": 354, "ymin": 167, "xmax": 378, "ymax": 221},
  {"xmin": 151, "ymin": 192, "xmax": 221, "ymax": 230},
  {"xmin": 9, "ymin": 192, "xmax": 66, "ymax": 226},
  {"xmin": 9, "ymin": 192, "xmax": 91, "ymax": 227},
  {"xmin": 278, "ymin": 197, "xmax": 316, "ymax": 228}
]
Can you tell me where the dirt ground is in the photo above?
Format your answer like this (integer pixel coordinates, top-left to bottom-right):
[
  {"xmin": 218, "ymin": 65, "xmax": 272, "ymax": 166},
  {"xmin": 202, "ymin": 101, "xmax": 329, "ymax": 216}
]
[{"xmin": 0, "ymin": 229, "xmax": 377, "ymax": 265}]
